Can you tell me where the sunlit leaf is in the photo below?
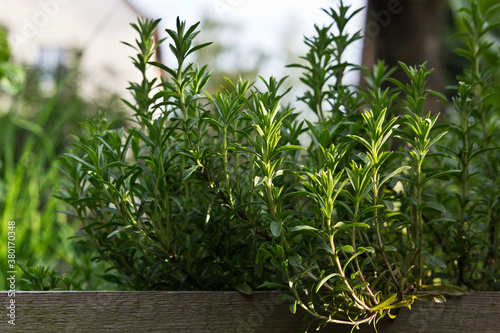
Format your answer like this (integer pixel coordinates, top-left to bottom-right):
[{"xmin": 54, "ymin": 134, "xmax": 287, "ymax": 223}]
[
  {"xmin": 420, "ymin": 285, "xmax": 466, "ymax": 296},
  {"xmin": 370, "ymin": 294, "xmax": 397, "ymax": 311},
  {"xmin": 316, "ymin": 273, "xmax": 340, "ymax": 293},
  {"xmin": 339, "ymin": 245, "xmax": 354, "ymax": 253},
  {"xmin": 107, "ymin": 225, "xmax": 133, "ymax": 238},
  {"xmin": 414, "ymin": 293, "xmax": 446, "ymax": 303}
]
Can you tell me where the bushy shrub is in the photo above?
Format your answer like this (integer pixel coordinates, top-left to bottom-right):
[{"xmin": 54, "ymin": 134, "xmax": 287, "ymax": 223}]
[{"xmin": 58, "ymin": 0, "xmax": 499, "ymax": 329}]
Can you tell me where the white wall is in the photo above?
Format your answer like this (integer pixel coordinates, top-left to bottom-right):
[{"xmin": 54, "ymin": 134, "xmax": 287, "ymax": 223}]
[{"xmin": 0, "ymin": 0, "xmax": 141, "ymax": 98}]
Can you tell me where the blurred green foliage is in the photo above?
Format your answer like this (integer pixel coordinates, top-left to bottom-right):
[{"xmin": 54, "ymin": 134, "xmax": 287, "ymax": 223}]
[{"xmin": 0, "ymin": 27, "xmax": 125, "ymax": 290}]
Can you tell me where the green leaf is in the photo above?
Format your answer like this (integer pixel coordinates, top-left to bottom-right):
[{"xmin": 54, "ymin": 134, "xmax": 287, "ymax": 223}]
[
  {"xmin": 276, "ymin": 244, "xmax": 286, "ymax": 260},
  {"xmin": 423, "ymin": 202, "xmax": 446, "ymax": 212},
  {"xmin": 0, "ymin": 28, "xmax": 10, "ymax": 62},
  {"xmin": 102, "ymin": 161, "xmax": 129, "ymax": 169},
  {"xmin": 271, "ymin": 168, "xmax": 283, "ymax": 177},
  {"xmin": 289, "ymin": 225, "xmax": 320, "ymax": 234},
  {"xmin": 387, "ymin": 312, "xmax": 397, "ymax": 319},
  {"xmin": 288, "ymin": 254, "xmax": 301, "ymax": 267},
  {"xmin": 107, "ymin": 225, "xmax": 133, "ymax": 238},
  {"xmin": 348, "ymin": 134, "xmax": 371, "ymax": 150},
  {"xmin": 384, "ymin": 245, "xmax": 397, "ymax": 252},
  {"xmin": 229, "ymin": 202, "xmax": 258, "ymax": 219},
  {"xmin": 102, "ymin": 207, "xmax": 121, "ymax": 216},
  {"xmin": 332, "ymin": 221, "xmax": 346, "ymax": 229},
  {"xmin": 454, "ymin": 48, "xmax": 474, "ymax": 61},
  {"xmin": 317, "ymin": 243, "xmax": 334, "ymax": 255},
  {"xmin": 384, "ymin": 200, "xmax": 395, "ymax": 212},
  {"xmin": 0, "ymin": 63, "xmax": 25, "ymax": 95},
  {"xmin": 361, "ymin": 257, "xmax": 373, "ymax": 269},
  {"xmin": 235, "ymin": 284, "xmax": 252, "ymax": 295},
  {"xmin": 339, "ymin": 245, "xmax": 354, "ymax": 253},
  {"xmin": 423, "ymin": 170, "xmax": 460, "ymax": 184},
  {"xmin": 316, "ymin": 273, "xmax": 340, "ymax": 292},
  {"xmin": 71, "ymin": 197, "xmax": 104, "ymax": 205},
  {"xmin": 359, "ymin": 205, "xmax": 384, "ymax": 217},
  {"xmin": 383, "ymin": 295, "xmax": 417, "ymax": 309},
  {"xmin": 358, "ymin": 246, "xmax": 375, "ymax": 253},
  {"xmin": 270, "ymin": 221, "xmax": 282, "ymax": 238},
  {"xmin": 254, "ymin": 176, "xmax": 265, "ymax": 187},
  {"xmin": 186, "ymin": 42, "xmax": 213, "ymax": 57},
  {"xmin": 257, "ymin": 281, "xmax": 288, "ymax": 289},
  {"xmin": 64, "ymin": 153, "xmax": 96, "ymax": 172},
  {"xmin": 333, "ymin": 222, "xmax": 370, "ymax": 230},
  {"xmin": 380, "ymin": 166, "xmax": 411, "ymax": 187},
  {"xmin": 423, "ymin": 253, "xmax": 446, "ymax": 269},
  {"xmin": 420, "ymin": 285, "xmax": 465, "ymax": 296},
  {"xmin": 353, "ymin": 282, "xmax": 370, "ymax": 290},
  {"xmin": 414, "ymin": 293, "xmax": 446, "ymax": 303},
  {"xmin": 274, "ymin": 144, "xmax": 306, "ymax": 155},
  {"xmin": 342, "ymin": 251, "xmax": 370, "ymax": 275},
  {"xmin": 370, "ymin": 294, "xmax": 397, "ymax": 311},
  {"xmin": 182, "ymin": 165, "xmax": 200, "ymax": 181},
  {"xmin": 289, "ymin": 302, "xmax": 297, "ymax": 314},
  {"xmin": 101, "ymin": 180, "xmax": 119, "ymax": 195}
]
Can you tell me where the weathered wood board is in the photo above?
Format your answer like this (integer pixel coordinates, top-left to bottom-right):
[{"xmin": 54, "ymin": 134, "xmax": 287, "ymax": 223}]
[{"xmin": 1, "ymin": 291, "xmax": 498, "ymax": 332}]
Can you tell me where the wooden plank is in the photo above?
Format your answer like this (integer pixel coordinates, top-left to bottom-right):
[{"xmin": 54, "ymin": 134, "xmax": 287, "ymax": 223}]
[{"xmin": 1, "ymin": 291, "xmax": 499, "ymax": 332}]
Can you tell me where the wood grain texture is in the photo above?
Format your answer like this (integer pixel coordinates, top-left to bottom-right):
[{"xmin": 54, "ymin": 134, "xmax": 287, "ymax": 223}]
[{"xmin": 1, "ymin": 291, "xmax": 499, "ymax": 332}]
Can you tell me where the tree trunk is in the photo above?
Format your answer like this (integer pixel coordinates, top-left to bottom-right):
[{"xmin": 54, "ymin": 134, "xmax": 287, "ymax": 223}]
[{"xmin": 361, "ymin": 0, "xmax": 446, "ymax": 114}]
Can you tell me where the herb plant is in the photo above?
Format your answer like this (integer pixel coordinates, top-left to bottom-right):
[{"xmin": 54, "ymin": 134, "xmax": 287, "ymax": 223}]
[{"xmin": 58, "ymin": 0, "xmax": 500, "ymax": 331}]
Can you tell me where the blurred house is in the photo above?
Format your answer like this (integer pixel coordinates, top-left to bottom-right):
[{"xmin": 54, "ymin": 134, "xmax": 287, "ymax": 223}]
[{"xmin": 0, "ymin": 0, "xmax": 143, "ymax": 98}]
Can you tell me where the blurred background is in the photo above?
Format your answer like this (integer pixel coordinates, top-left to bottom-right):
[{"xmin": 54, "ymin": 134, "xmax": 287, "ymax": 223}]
[
  {"xmin": 0, "ymin": 0, "xmax": 498, "ymax": 290},
  {"xmin": 0, "ymin": 0, "xmax": 366, "ymax": 99}
]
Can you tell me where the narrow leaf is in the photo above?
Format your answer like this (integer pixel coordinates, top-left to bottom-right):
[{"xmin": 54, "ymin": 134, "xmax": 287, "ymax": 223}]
[
  {"xmin": 258, "ymin": 282, "xmax": 288, "ymax": 289},
  {"xmin": 107, "ymin": 225, "xmax": 133, "ymax": 238},
  {"xmin": 370, "ymin": 294, "xmax": 397, "ymax": 311},
  {"xmin": 423, "ymin": 202, "xmax": 446, "ymax": 213},
  {"xmin": 414, "ymin": 293, "xmax": 447, "ymax": 303},
  {"xmin": 270, "ymin": 221, "xmax": 282, "ymax": 238},
  {"xmin": 420, "ymin": 285, "xmax": 465, "ymax": 296},
  {"xmin": 316, "ymin": 273, "xmax": 340, "ymax": 293},
  {"xmin": 380, "ymin": 166, "xmax": 411, "ymax": 187},
  {"xmin": 182, "ymin": 165, "xmax": 200, "ymax": 181},
  {"xmin": 423, "ymin": 253, "xmax": 446, "ymax": 269}
]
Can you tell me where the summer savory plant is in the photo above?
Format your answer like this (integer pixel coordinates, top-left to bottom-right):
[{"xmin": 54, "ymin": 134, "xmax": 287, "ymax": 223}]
[{"xmin": 56, "ymin": 0, "xmax": 499, "ymax": 331}]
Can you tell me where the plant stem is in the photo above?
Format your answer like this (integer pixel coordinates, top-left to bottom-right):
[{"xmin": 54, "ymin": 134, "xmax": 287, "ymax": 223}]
[
  {"xmin": 328, "ymin": 219, "xmax": 371, "ymax": 311},
  {"xmin": 372, "ymin": 174, "xmax": 402, "ymax": 297},
  {"xmin": 352, "ymin": 203, "xmax": 377, "ymax": 303},
  {"xmin": 223, "ymin": 127, "xmax": 234, "ymax": 206},
  {"xmin": 416, "ymin": 163, "xmax": 424, "ymax": 287},
  {"xmin": 457, "ymin": 107, "xmax": 470, "ymax": 287}
]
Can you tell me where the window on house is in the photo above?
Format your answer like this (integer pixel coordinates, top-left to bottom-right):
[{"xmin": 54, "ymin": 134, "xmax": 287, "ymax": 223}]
[{"xmin": 37, "ymin": 47, "xmax": 72, "ymax": 92}]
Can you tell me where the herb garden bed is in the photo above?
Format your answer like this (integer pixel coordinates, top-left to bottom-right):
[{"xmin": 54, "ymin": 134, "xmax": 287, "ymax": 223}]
[
  {"xmin": 1, "ymin": 291, "xmax": 499, "ymax": 332},
  {"xmin": 4, "ymin": 1, "xmax": 500, "ymax": 332}
]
